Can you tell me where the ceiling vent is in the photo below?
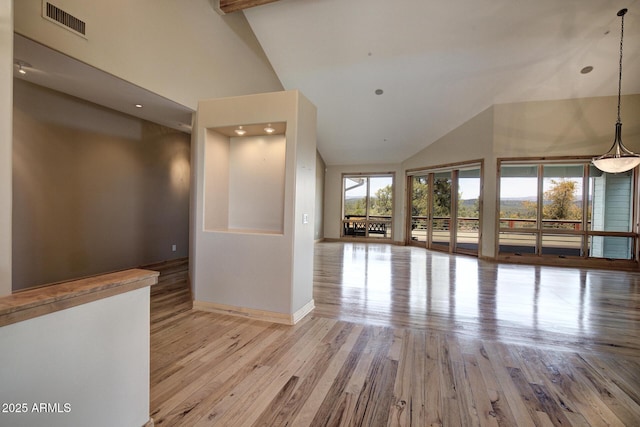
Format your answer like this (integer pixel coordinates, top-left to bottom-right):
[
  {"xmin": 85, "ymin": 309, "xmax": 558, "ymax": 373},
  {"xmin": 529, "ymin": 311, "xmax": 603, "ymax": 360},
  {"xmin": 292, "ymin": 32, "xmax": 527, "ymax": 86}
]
[{"xmin": 42, "ymin": 1, "xmax": 86, "ymax": 38}]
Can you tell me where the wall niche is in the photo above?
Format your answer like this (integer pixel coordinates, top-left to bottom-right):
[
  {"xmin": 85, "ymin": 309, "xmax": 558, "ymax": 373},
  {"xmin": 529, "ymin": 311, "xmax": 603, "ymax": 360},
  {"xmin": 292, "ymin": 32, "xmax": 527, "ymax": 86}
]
[
  {"xmin": 204, "ymin": 122, "xmax": 287, "ymax": 234},
  {"xmin": 193, "ymin": 90, "xmax": 317, "ymax": 323}
]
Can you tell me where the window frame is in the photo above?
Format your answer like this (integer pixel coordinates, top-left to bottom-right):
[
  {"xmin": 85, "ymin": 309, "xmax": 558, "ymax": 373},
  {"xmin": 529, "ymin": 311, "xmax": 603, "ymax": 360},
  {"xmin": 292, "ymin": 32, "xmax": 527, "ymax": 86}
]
[
  {"xmin": 496, "ymin": 157, "xmax": 638, "ymax": 265},
  {"xmin": 406, "ymin": 159, "xmax": 484, "ymax": 256},
  {"xmin": 341, "ymin": 172, "xmax": 395, "ymax": 240}
]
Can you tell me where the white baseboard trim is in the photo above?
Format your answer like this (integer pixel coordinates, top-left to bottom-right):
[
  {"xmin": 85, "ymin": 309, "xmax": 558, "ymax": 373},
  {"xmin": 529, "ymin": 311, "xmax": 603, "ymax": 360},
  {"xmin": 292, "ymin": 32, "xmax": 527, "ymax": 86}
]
[
  {"xmin": 193, "ymin": 299, "xmax": 315, "ymax": 325},
  {"xmin": 292, "ymin": 299, "xmax": 315, "ymax": 324}
]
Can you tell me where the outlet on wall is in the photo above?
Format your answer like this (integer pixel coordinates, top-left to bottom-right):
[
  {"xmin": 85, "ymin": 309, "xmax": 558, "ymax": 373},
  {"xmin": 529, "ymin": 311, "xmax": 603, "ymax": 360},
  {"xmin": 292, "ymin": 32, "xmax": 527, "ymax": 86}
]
[{"xmin": 171, "ymin": 244, "xmax": 177, "ymax": 252}]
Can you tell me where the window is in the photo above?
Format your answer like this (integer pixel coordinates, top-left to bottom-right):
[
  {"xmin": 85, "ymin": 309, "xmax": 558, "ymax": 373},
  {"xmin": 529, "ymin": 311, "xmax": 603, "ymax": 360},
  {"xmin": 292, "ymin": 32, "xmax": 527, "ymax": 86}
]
[
  {"xmin": 588, "ymin": 167, "xmax": 634, "ymax": 260},
  {"xmin": 342, "ymin": 174, "xmax": 393, "ymax": 239},
  {"xmin": 410, "ymin": 175, "xmax": 429, "ymax": 243},
  {"xmin": 407, "ymin": 162, "xmax": 482, "ymax": 255},
  {"xmin": 498, "ymin": 160, "xmax": 636, "ymax": 261}
]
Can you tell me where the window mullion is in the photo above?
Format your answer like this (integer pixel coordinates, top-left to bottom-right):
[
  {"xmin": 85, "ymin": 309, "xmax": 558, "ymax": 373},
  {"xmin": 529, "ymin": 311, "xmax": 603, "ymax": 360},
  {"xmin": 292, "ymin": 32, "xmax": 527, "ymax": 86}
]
[
  {"xmin": 365, "ymin": 178, "xmax": 370, "ymax": 237},
  {"xmin": 537, "ymin": 164, "xmax": 543, "ymax": 255},
  {"xmin": 582, "ymin": 163, "xmax": 589, "ymax": 258}
]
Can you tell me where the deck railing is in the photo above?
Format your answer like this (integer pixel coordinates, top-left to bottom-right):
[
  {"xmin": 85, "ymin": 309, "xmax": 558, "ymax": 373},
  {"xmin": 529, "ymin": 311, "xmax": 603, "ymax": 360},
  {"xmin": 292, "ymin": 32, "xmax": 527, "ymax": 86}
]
[
  {"xmin": 343, "ymin": 215, "xmax": 392, "ymax": 238},
  {"xmin": 411, "ymin": 216, "xmax": 587, "ymax": 231}
]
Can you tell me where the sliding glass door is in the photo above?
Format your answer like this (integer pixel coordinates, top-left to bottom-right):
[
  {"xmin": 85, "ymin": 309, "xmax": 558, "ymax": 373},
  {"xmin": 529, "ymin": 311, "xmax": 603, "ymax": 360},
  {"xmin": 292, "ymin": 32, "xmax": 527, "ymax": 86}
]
[
  {"xmin": 431, "ymin": 171, "xmax": 452, "ymax": 250},
  {"xmin": 456, "ymin": 168, "xmax": 481, "ymax": 253},
  {"xmin": 342, "ymin": 174, "xmax": 394, "ymax": 240},
  {"xmin": 407, "ymin": 162, "xmax": 482, "ymax": 255},
  {"xmin": 409, "ymin": 175, "xmax": 429, "ymax": 243}
]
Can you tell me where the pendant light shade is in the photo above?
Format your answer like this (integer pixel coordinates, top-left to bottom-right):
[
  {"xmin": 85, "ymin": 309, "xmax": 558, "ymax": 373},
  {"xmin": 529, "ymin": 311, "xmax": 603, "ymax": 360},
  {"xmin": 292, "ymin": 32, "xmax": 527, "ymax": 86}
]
[
  {"xmin": 592, "ymin": 123, "xmax": 640, "ymax": 173},
  {"xmin": 592, "ymin": 8, "xmax": 640, "ymax": 174}
]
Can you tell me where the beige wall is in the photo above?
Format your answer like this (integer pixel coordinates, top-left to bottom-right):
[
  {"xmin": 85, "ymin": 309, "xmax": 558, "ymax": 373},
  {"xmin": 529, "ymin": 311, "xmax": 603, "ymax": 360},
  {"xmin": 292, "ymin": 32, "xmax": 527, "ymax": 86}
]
[
  {"xmin": 194, "ymin": 91, "xmax": 316, "ymax": 318},
  {"xmin": 0, "ymin": 1, "xmax": 12, "ymax": 296},
  {"xmin": 13, "ymin": 80, "xmax": 191, "ymax": 290},
  {"xmin": 14, "ymin": 0, "xmax": 283, "ymax": 110},
  {"xmin": 493, "ymin": 95, "xmax": 640, "ymax": 157},
  {"xmin": 315, "ymin": 151, "xmax": 325, "ymax": 240},
  {"xmin": 402, "ymin": 107, "xmax": 495, "ymax": 255}
]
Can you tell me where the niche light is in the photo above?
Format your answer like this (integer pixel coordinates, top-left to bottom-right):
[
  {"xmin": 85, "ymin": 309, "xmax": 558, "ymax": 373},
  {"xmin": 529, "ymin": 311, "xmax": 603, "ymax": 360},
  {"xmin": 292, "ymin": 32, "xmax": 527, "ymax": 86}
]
[
  {"xmin": 234, "ymin": 126, "xmax": 246, "ymax": 136},
  {"xmin": 264, "ymin": 124, "xmax": 275, "ymax": 134}
]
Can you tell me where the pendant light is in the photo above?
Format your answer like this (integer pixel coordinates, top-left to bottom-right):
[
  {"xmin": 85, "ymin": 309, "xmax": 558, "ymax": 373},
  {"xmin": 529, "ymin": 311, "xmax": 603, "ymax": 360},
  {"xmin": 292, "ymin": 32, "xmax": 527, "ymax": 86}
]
[{"xmin": 592, "ymin": 8, "xmax": 640, "ymax": 174}]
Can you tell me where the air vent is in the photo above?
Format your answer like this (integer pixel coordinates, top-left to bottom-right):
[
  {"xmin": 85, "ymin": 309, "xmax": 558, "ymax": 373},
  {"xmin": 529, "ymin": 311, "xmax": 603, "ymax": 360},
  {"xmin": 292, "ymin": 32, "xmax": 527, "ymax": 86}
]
[{"xmin": 42, "ymin": 1, "xmax": 86, "ymax": 37}]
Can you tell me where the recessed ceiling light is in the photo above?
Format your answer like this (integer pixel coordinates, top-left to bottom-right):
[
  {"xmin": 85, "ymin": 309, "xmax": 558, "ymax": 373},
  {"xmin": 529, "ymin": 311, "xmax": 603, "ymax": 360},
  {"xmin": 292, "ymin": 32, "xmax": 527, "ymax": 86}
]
[
  {"xmin": 580, "ymin": 66, "xmax": 594, "ymax": 74},
  {"xmin": 234, "ymin": 126, "xmax": 246, "ymax": 136},
  {"xmin": 375, "ymin": 89, "xmax": 384, "ymax": 95},
  {"xmin": 135, "ymin": 104, "xmax": 143, "ymax": 108},
  {"xmin": 264, "ymin": 124, "xmax": 275, "ymax": 134}
]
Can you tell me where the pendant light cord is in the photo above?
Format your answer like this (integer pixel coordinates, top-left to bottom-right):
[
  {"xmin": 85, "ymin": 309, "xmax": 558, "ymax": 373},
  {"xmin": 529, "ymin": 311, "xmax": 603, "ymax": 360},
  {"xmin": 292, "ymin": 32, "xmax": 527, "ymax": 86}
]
[{"xmin": 616, "ymin": 9, "xmax": 625, "ymax": 124}]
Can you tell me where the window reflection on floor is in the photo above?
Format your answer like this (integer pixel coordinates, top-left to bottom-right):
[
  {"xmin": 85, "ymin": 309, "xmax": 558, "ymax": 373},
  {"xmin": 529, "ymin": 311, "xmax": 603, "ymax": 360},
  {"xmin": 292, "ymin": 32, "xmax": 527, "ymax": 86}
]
[
  {"xmin": 325, "ymin": 242, "xmax": 604, "ymax": 340},
  {"xmin": 340, "ymin": 244, "xmax": 391, "ymax": 314},
  {"xmin": 496, "ymin": 265, "xmax": 587, "ymax": 335}
]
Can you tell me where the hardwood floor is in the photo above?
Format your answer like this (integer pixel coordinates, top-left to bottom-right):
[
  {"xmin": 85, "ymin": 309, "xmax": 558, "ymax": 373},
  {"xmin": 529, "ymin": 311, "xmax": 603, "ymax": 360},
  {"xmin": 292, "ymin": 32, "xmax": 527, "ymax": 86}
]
[{"xmin": 150, "ymin": 243, "xmax": 640, "ymax": 426}]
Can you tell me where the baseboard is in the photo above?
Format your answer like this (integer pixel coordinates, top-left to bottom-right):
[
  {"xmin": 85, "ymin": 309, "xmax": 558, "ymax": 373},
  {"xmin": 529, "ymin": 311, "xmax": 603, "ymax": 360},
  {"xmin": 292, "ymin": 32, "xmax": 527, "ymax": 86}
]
[
  {"xmin": 193, "ymin": 299, "xmax": 315, "ymax": 325},
  {"xmin": 143, "ymin": 418, "xmax": 154, "ymax": 427},
  {"xmin": 292, "ymin": 299, "xmax": 315, "ymax": 324}
]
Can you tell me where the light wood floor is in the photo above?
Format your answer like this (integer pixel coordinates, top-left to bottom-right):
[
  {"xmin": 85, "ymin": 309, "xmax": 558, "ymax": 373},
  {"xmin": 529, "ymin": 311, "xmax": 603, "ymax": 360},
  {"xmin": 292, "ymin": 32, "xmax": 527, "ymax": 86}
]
[{"xmin": 150, "ymin": 242, "xmax": 640, "ymax": 426}]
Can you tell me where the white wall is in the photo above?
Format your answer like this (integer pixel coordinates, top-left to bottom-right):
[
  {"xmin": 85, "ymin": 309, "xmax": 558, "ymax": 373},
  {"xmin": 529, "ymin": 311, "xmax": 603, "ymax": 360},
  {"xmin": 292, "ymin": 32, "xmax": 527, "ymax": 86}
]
[
  {"xmin": 0, "ymin": 0, "xmax": 12, "ymax": 296},
  {"xmin": 203, "ymin": 129, "xmax": 230, "ymax": 230},
  {"xmin": 14, "ymin": 0, "xmax": 283, "ymax": 110},
  {"xmin": 291, "ymin": 94, "xmax": 317, "ymax": 312},
  {"xmin": 194, "ymin": 91, "xmax": 316, "ymax": 318},
  {"xmin": 0, "ymin": 288, "xmax": 151, "ymax": 427},
  {"xmin": 228, "ymin": 135, "xmax": 286, "ymax": 232}
]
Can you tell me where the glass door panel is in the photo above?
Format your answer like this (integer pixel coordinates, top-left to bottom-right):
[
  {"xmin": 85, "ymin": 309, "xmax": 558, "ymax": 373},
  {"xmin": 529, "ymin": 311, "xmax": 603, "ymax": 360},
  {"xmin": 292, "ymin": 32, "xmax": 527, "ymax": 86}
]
[
  {"xmin": 542, "ymin": 165, "xmax": 583, "ymax": 230},
  {"xmin": 343, "ymin": 176, "xmax": 367, "ymax": 237},
  {"xmin": 499, "ymin": 165, "xmax": 538, "ymax": 254},
  {"xmin": 368, "ymin": 176, "xmax": 393, "ymax": 239},
  {"xmin": 431, "ymin": 171, "xmax": 452, "ymax": 249},
  {"xmin": 343, "ymin": 174, "xmax": 393, "ymax": 240},
  {"xmin": 456, "ymin": 168, "xmax": 480, "ymax": 253},
  {"xmin": 410, "ymin": 175, "xmax": 429, "ymax": 243}
]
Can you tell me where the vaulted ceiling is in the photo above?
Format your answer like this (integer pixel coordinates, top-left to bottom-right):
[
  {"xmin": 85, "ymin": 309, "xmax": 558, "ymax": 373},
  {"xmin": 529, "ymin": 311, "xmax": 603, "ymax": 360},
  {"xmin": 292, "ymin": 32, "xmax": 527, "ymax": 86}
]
[{"xmin": 242, "ymin": 0, "xmax": 640, "ymax": 165}]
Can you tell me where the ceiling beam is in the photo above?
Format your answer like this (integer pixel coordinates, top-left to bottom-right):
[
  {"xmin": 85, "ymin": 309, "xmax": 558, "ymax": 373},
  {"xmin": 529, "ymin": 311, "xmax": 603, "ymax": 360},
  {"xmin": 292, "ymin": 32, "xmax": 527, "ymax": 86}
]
[{"xmin": 214, "ymin": 0, "xmax": 281, "ymax": 14}]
